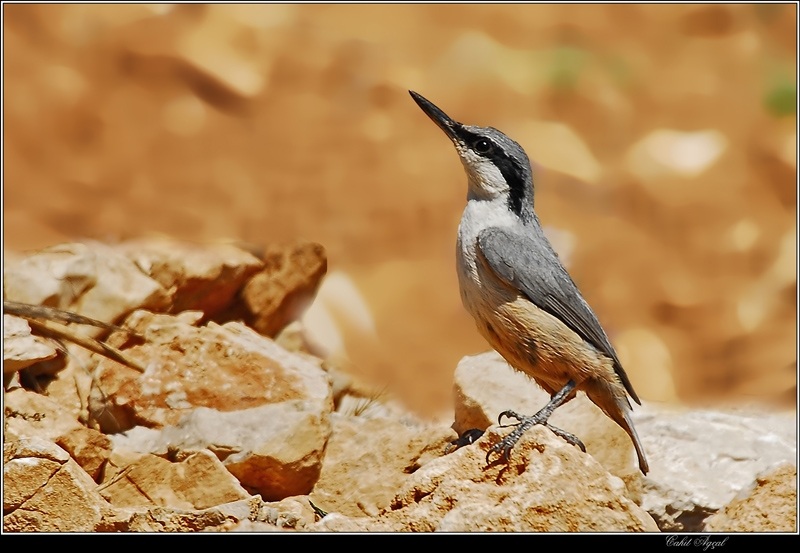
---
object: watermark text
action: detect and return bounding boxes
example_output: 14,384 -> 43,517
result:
666,536 -> 729,551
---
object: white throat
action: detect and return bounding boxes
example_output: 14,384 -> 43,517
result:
458,149 -> 509,202
456,196 -> 516,276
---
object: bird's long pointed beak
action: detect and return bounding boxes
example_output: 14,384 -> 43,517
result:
409,90 -> 459,141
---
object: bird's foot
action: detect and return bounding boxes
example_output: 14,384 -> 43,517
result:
485,413 -> 585,464
485,380 -> 584,464
445,428 -> 485,454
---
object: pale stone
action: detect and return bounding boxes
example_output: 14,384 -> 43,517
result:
99,450 -> 251,510
3,438 -> 114,532
240,241 -> 327,337
110,401 -> 332,501
635,403 -> 797,531
704,464 -> 797,532
3,314 -> 58,374
2,242 -> 170,335
311,412 -> 453,517
312,427 -> 658,532
90,311 -> 332,432
4,388 -> 84,443
55,426 -> 112,482
118,237 -> 262,317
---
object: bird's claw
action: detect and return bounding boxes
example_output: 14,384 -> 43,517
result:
545,424 -> 586,452
485,436 -> 515,465
497,409 -> 525,427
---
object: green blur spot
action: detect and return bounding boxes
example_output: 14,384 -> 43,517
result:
764,72 -> 797,117
549,46 -> 588,91
605,55 -> 633,87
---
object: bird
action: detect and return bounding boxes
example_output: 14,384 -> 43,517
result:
409,90 -> 649,475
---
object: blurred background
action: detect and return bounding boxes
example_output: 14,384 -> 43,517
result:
3,4 -> 796,416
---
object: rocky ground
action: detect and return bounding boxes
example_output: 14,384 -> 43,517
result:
3,239 -> 796,532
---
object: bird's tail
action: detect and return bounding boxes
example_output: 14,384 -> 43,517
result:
617,407 -> 649,475
587,384 -> 650,475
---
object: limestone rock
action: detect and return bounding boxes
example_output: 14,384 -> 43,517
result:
313,427 -> 658,532
3,314 -> 58,374
101,447 -> 148,486
221,405 -> 330,501
240,242 -> 327,337
119,237 -> 262,318
35,346 -> 96,423
2,242 -> 170,333
311,412 -> 454,517
704,464 -> 797,532
4,388 -> 84,443
110,400 -> 332,501
99,450 -> 251,510
90,310 -> 332,432
312,512 -> 392,532
5,387 -> 113,483
55,426 -> 113,482
251,495 -> 318,530
99,504 -> 242,532
634,403 -> 796,531
99,491 -> 312,532
3,438 -> 114,532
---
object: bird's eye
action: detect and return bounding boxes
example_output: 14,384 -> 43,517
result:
473,138 -> 492,154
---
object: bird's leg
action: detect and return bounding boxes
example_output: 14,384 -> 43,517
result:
486,380 -> 584,464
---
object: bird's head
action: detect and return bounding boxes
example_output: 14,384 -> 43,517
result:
409,90 -> 534,220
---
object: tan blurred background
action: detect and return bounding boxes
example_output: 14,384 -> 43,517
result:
3,4 -> 796,417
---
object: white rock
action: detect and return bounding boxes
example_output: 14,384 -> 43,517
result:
3,314 -> 58,374
3,242 -> 169,335
634,402 -> 797,530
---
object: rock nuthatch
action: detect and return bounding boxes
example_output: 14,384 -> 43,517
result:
409,90 -> 649,475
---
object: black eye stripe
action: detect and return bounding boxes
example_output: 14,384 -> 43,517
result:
455,127 -> 530,218
494,155 -> 526,217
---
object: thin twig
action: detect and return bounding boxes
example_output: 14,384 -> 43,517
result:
3,300 -> 139,336
25,318 -> 146,373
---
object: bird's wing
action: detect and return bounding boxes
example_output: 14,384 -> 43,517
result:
477,226 -> 640,405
